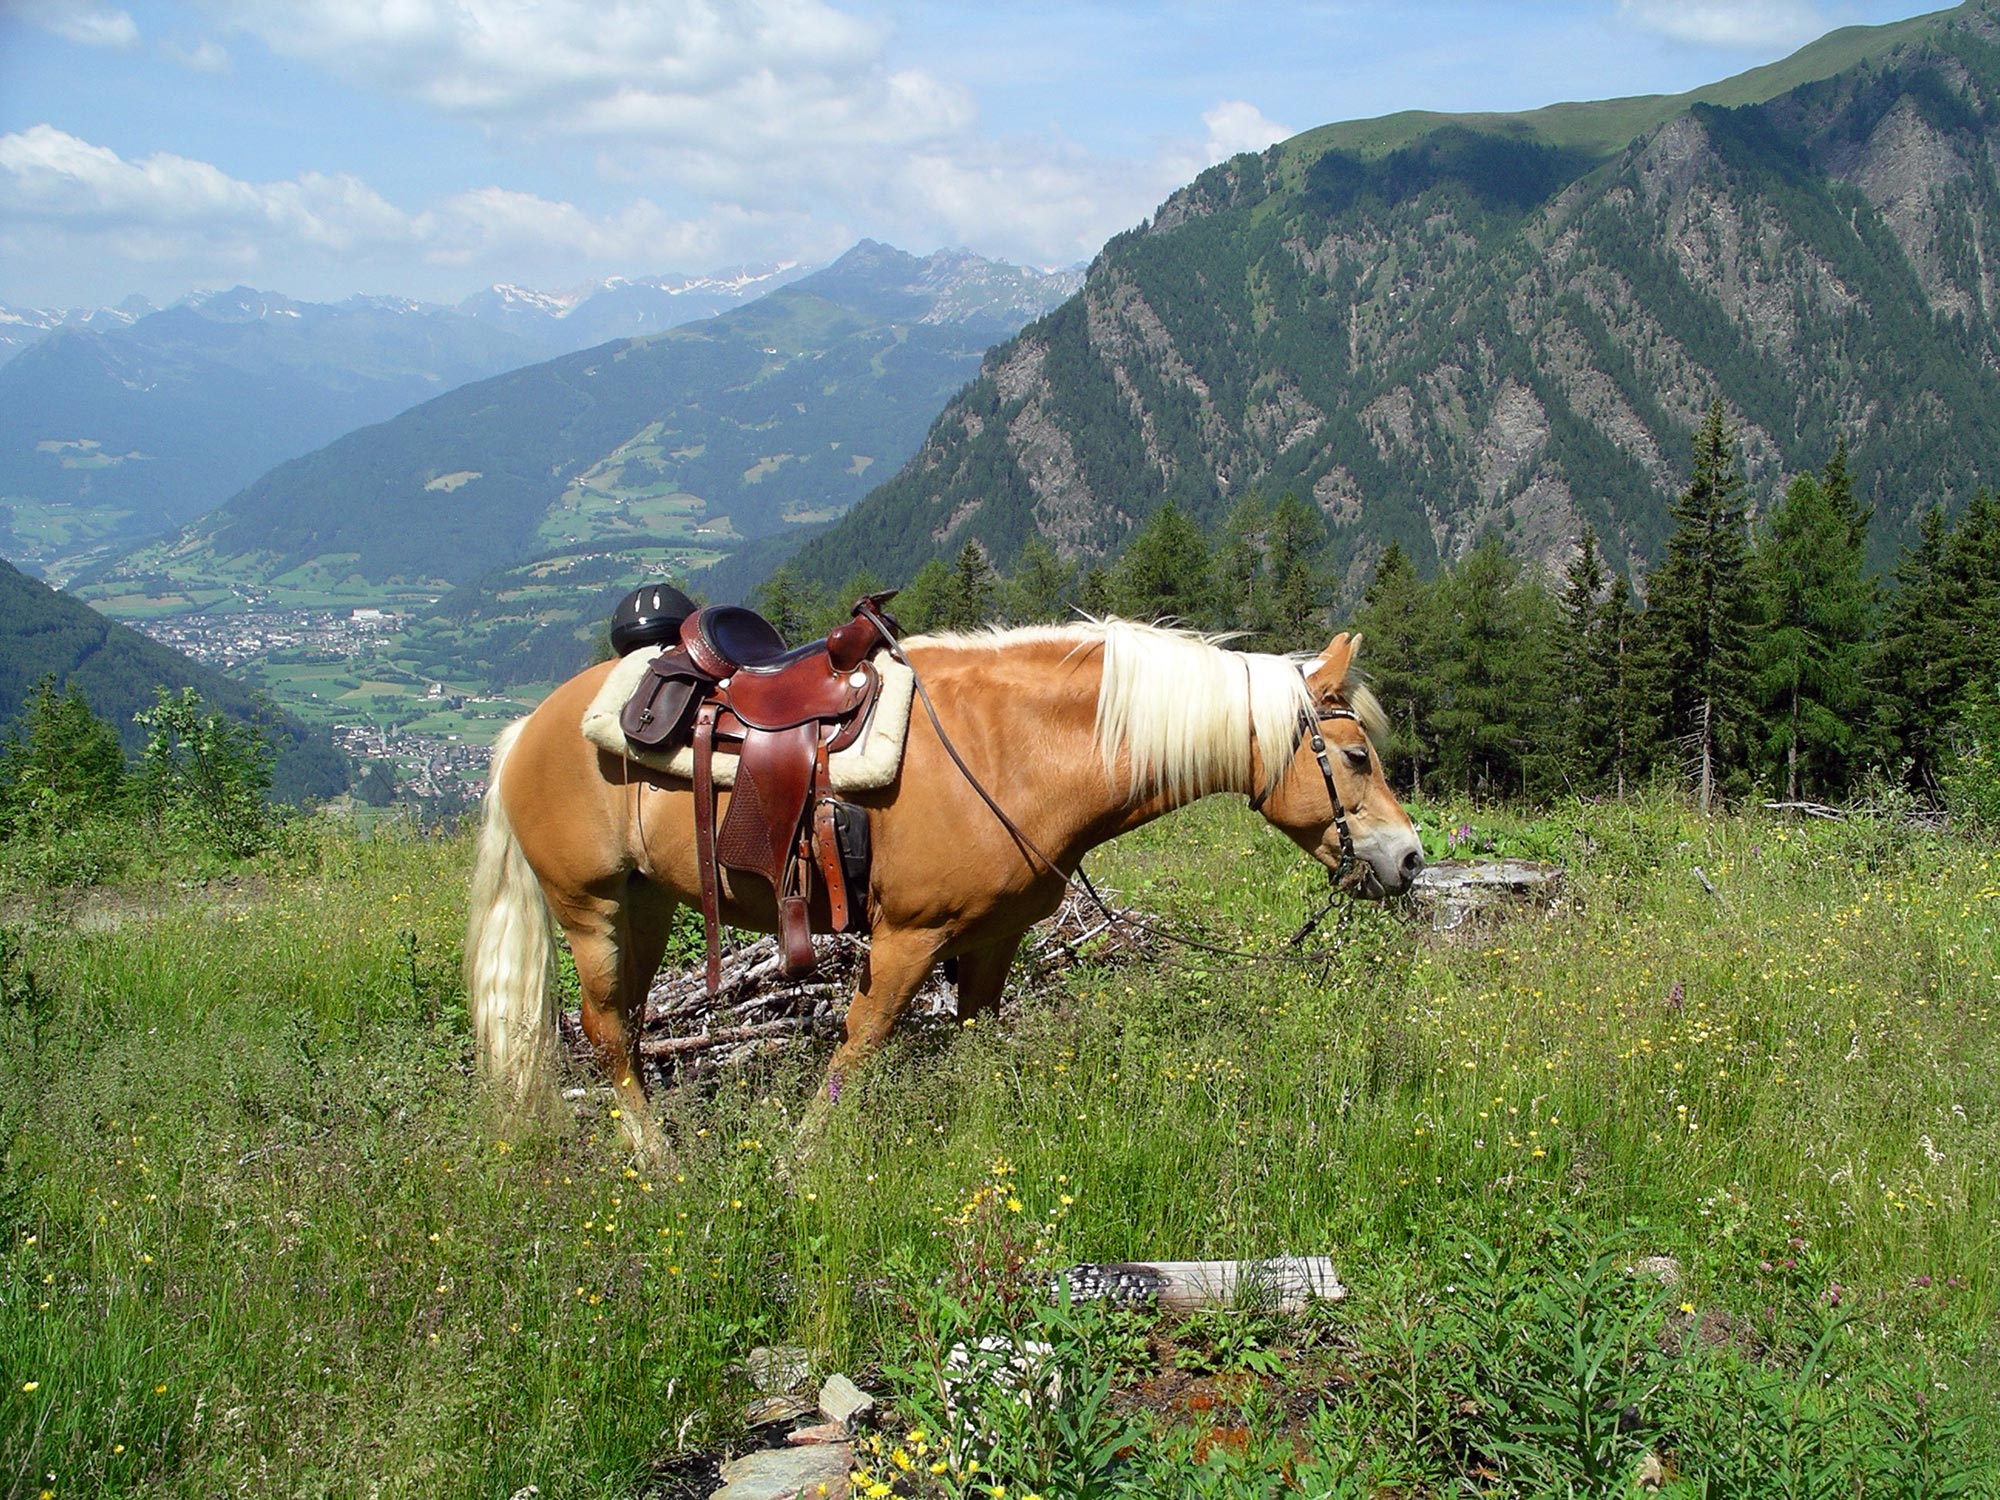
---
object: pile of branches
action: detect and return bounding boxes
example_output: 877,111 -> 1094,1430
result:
576,889 -> 1160,1079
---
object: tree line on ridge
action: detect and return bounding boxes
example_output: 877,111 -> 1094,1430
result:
757,400 -> 1999,817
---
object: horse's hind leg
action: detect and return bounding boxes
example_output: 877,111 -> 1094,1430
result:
552,879 -> 674,1158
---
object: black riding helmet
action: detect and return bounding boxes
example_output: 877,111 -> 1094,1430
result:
608,582 -> 698,656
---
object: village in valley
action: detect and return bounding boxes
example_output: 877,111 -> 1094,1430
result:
130,602 -> 515,814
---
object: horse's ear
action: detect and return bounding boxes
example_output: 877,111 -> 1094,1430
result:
1309,633 -> 1357,690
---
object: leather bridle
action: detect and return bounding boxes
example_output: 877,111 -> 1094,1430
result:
1249,696 -> 1366,889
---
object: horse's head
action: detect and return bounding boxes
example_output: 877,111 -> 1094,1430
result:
1254,633 -> 1423,898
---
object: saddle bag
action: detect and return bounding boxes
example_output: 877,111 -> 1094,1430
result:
619,649 -> 708,750
812,797 -> 872,932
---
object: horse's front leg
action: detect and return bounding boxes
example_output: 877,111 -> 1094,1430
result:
553,881 -> 674,1160
827,924 -> 947,1092
787,925 -> 943,1160
954,929 -> 1026,1027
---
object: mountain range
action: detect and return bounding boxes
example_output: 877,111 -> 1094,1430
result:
0,263 -> 815,584
70,244 -> 1082,690
80,243 -> 1081,599
785,1 -> 2000,598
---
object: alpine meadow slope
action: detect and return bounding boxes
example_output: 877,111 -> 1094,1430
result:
788,1 -> 2000,598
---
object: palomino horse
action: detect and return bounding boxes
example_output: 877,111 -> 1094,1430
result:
465,620 -> 1423,1154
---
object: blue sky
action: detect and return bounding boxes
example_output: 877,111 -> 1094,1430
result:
0,0 -> 1948,309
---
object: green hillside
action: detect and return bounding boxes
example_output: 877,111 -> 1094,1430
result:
789,2 -> 2000,597
1286,5 -> 1952,162
0,559 -> 347,802
0,289 -> 538,583
80,245 -> 1074,610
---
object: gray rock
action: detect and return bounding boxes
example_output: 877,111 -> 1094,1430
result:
818,1372 -> 875,1426
786,1420 -> 849,1446
741,1394 -> 812,1428
712,1443 -> 852,1500
743,1344 -> 812,1395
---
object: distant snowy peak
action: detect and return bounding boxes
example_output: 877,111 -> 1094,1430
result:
0,297 -> 152,361
467,282 -> 582,318
455,262 -> 811,345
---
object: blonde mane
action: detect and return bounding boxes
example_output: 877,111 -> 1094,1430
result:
911,618 -> 1380,803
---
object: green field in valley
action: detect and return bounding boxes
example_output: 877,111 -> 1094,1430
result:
2,791 -> 1996,1497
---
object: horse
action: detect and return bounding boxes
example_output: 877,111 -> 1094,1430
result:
464,618 -> 1424,1155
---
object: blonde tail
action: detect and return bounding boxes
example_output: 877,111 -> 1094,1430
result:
464,720 -> 558,1114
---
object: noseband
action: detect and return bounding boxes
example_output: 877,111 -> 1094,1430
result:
1250,695 -> 1363,887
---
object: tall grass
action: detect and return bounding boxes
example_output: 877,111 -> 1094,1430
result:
2,795 -> 1995,1496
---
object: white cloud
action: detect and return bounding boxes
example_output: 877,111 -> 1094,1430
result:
1201,101 -> 1293,165
208,0 -> 971,164
160,37 -> 231,74
1617,0 -> 1828,50
0,124 -> 814,301
14,1 -> 140,48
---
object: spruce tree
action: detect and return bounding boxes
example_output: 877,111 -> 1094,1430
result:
1751,454 -> 1874,802
936,541 -> 998,632
0,677 -> 125,840
1598,572 -> 1645,799
1263,493 -> 1328,652
1557,527 -> 1610,791
1351,541 -> 1439,794
1005,536 -> 1074,623
1644,401 -> 1756,814
894,558 -> 953,634
1213,494 -> 1271,631
1110,501 -> 1218,626
754,563 -> 826,644
1430,534 -> 1554,800
1076,564 -> 1114,619
1874,494 -> 2000,788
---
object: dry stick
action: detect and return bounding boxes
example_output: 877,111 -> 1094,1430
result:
640,1019 -> 811,1058
1763,801 -> 1846,821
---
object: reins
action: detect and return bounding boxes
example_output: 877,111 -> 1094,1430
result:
859,603 -> 1366,967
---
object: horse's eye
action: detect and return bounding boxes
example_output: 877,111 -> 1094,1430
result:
1341,745 -> 1371,771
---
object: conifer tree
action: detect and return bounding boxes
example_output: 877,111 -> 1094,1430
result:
894,558 -> 953,634
1751,448 -> 1874,801
1644,401 -> 1756,814
936,541 -> 998,632
1598,572 -> 1645,799
0,677 -> 125,840
754,563 -> 826,644
1351,541 -> 1438,793
1110,501 -> 1218,626
1076,564 -> 1114,619
1004,536 -> 1074,623
1262,493 -> 1328,652
1431,534 -> 1556,799
1212,494 -> 1270,629
1557,527 -> 1610,790
827,568 -> 886,629
1872,505 -> 1951,783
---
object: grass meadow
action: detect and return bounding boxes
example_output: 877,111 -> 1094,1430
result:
2,796 -> 1996,1497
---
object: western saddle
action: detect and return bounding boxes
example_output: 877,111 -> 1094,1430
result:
619,593 -> 899,992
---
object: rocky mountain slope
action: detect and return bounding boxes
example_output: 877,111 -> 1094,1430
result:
791,1 -> 2000,597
